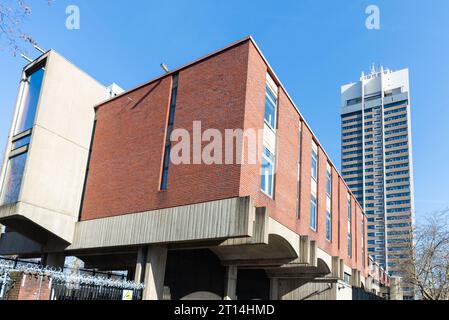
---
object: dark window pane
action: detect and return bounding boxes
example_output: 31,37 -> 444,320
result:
160,169 -> 169,190
0,152 -> 28,205
12,135 -> 31,150
15,67 -> 45,135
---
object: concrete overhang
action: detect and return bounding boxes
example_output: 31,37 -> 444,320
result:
67,197 -> 256,252
0,202 -> 74,246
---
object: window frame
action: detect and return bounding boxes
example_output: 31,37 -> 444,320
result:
310,193 -> 317,231
264,85 -> 278,131
311,147 -> 318,182
261,147 -> 275,198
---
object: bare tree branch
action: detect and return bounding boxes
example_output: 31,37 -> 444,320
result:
398,208 -> 449,300
0,0 -> 52,56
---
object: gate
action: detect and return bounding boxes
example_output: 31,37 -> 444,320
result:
352,287 -> 385,300
51,282 -> 143,300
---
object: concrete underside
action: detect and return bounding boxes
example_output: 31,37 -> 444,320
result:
0,196 -> 363,300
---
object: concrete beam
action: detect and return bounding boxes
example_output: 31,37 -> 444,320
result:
68,197 -> 254,251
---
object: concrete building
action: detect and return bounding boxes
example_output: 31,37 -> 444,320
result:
1,37 -> 389,300
340,67 -> 415,299
365,255 -> 390,297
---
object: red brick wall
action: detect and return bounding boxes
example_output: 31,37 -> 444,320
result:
81,41 -> 251,220
331,167 -> 340,256
6,272 -> 51,300
80,38 -> 366,274
237,39 -> 363,269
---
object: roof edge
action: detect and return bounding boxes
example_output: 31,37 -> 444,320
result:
94,35 -> 253,109
92,35 -> 365,215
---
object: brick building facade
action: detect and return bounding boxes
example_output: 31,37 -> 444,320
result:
0,36 -> 381,300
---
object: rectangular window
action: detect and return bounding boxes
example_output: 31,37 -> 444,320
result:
362,219 -> 365,267
15,65 -> 45,135
160,74 -> 179,190
344,272 -> 352,285
326,209 -> 331,241
261,148 -> 275,197
160,145 -> 171,190
348,234 -> 352,257
311,146 -> 318,181
11,134 -> 31,151
296,123 -> 302,218
347,195 -> 352,257
264,85 -> 277,130
310,194 -> 317,230
326,167 -> 332,196
0,152 -> 28,205
347,197 -> 351,221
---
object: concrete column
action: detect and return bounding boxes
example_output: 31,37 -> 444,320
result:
389,277 -> 404,300
339,259 -> 344,279
332,257 -> 340,278
352,269 -> 361,287
299,236 -> 310,264
309,240 -> 317,267
142,245 -> 168,300
224,266 -> 238,300
269,278 -> 279,300
134,246 -> 146,283
41,253 -> 65,269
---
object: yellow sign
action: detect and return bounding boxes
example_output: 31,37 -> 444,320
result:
122,290 -> 133,300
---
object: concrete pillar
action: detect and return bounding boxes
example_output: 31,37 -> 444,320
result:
309,240 -> 317,267
269,278 -> 279,300
352,269 -> 361,287
41,253 -> 65,269
224,265 -> 238,300
299,236 -> 310,264
389,277 -> 404,300
142,245 -> 168,300
339,259 -> 344,279
332,257 -> 340,278
134,246 -> 146,283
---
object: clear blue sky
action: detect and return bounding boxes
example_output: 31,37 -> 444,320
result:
1,0 -> 448,222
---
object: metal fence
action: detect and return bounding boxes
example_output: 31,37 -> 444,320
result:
0,257 -> 144,300
352,287 -> 385,300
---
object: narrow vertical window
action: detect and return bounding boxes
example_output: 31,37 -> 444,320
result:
296,122 -> 302,218
264,85 -> 277,130
326,168 -> 332,197
310,142 -> 318,231
15,65 -> 45,135
347,194 -> 352,257
310,194 -> 317,230
362,219 -> 366,267
160,74 -> 179,190
261,74 -> 278,198
348,234 -> 352,257
347,196 -> 351,221
311,146 -> 318,181
326,164 -> 332,241
326,209 -> 332,241
0,152 -> 28,205
0,62 -> 45,205
261,147 -> 275,198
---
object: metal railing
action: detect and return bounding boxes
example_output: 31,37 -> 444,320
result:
0,257 -> 144,300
